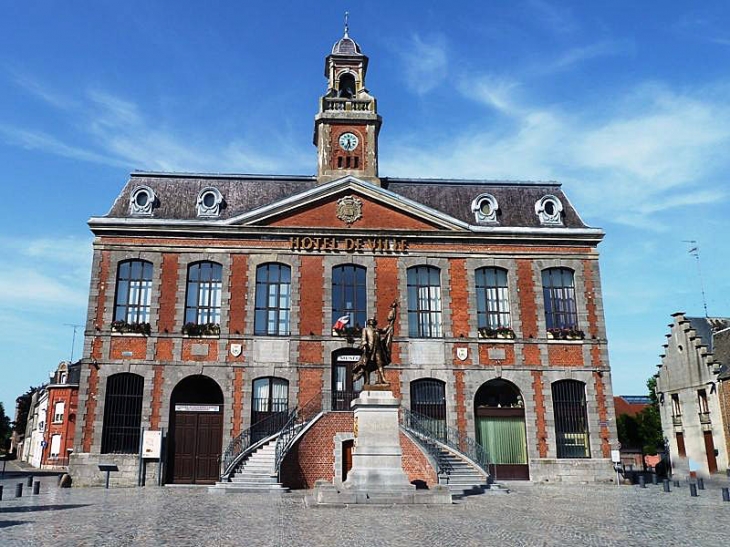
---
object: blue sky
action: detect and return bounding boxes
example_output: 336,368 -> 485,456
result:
1,2 -> 729,414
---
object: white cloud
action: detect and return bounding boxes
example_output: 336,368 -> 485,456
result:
383,80 -> 730,228
396,34 -> 448,95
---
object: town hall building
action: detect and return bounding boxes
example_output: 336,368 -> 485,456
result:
70,27 -> 616,488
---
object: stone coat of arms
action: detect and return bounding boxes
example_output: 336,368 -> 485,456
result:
336,195 -> 363,225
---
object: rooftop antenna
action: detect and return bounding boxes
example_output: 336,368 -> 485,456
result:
344,11 -> 350,37
683,240 -> 709,317
64,323 -> 83,362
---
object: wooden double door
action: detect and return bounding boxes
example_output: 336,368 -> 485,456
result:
170,406 -> 223,484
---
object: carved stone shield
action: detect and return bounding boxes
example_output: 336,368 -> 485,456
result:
456,347 -> 468,361
336,195 -> 363,225
230,343 -> 242,357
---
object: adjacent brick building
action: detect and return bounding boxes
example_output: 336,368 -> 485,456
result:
70,28 -> 616,486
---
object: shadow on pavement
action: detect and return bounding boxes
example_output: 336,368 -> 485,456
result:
0,504 -> 90,514
0,520 -> 26,529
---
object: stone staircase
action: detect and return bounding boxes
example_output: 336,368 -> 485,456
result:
420,439 -> 510,497
209,439 -> 289,494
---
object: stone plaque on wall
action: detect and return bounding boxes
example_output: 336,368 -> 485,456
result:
253,339 -> 290,363
488,348 -> 506,360
409,341 -> 445,365
191,344 -> 209,357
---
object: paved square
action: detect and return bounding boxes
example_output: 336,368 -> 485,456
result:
1,476 -> 729,546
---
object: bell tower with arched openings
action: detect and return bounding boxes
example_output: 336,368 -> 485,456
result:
314,18 -> 382,185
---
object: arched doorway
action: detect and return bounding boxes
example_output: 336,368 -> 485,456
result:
167,375 -> 224,485
474,379 -> 529,480
410,379 -> 446,439
251,377 -> 289,442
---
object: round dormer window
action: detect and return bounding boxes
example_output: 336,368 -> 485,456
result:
197,187 -> 223,218
535,195 -> 563,225
129,186 -> 155,216
471,193 -> 499,224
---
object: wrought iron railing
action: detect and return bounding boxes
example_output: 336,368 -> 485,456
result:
699,412 -> 711,425
400,408 -> 491,478
672,415 -> 683,427
275,391 -> 338,477
220,411 -> 291,480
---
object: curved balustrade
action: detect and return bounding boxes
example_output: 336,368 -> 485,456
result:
400,408 -> 491,478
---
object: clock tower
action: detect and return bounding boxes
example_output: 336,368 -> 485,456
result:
314,23 -> 382,185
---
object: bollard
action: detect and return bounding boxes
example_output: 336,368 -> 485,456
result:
15,483 -> 23,497
663,479 -> 671,492
697,478 -> 705,490
651,473 -> 658,485
639,475 -> 646,488
26,475 -> 33,487
722,487 -> 729,502
32,481 -> 40,495
0,485 -> 3,500
690,483 -> 698,497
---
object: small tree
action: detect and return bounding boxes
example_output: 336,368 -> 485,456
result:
0,402 -> 11,452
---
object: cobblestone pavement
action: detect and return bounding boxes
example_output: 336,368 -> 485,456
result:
1,477 -> 730,546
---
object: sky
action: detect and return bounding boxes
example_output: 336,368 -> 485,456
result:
1,1 -> 729,415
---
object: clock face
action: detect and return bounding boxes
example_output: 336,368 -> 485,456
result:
338,132 -> 359,152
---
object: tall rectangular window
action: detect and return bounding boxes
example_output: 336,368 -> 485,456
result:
53,401 -> 65,423
114,260 -> 153,324
185,261 -> 222,325
407,266 -> 442,338
254,263 -> 291,336
542,267 -> 577,329
332,264 -> 367,330
475,267 -> 511,329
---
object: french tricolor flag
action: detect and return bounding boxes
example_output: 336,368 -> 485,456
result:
333,315 -> 350,331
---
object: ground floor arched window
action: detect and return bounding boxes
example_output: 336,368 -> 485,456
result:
101,373 -> 144,454
410,378 -> 446,439
552,380 -> 590,458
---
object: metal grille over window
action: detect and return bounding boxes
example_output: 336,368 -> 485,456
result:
101,373 -> 144,454
185,261 -> 222,325
542,267 -> 577,329
332,264 -> 367,331
476,267 -> 511,329
254,263 -> 291,336
407,266 -> 442,338
552,380 -> 590,458
114,260 -> 153,324
410,379 -> 446,439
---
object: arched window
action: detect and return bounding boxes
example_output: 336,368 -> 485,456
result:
338,73 -> 356,98
542,267 -> 577,329
114,260 -> 153,324
407,266 -> 442,338
101,373 -> 144,454
410,379 -> 446,439
185,261 -> 222,325
552,380 -> 590,458
251,377 -> 289,441
254,263 -> 291,336
332,264 -> 367,331
475,267 -> 511,329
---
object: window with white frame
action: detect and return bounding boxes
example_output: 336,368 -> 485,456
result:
114,260 -> 153,324
50,434 -> 61,458
53,401 -> 65,423
184,261 -> 223,325
254,263 -> 292,336
475,267 -> 511,329
407,266 -> 442,338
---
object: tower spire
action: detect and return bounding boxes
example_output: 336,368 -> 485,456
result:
344,11 -> 349,38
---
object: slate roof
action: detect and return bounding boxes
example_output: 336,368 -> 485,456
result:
686,316 -> 730,352
102,172 -> 592,230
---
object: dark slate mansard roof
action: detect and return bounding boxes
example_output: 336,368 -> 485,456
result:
102,172 -> 593,230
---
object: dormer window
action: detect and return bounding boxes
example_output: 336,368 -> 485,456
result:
130,186 -> 155,216
471,193 -> 499,224
535,195 -> 563,226
197,187 -> 223,218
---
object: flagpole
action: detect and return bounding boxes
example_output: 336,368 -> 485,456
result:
684,240 -> 709,318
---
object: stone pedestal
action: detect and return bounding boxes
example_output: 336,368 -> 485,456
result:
306,389 -> 452,506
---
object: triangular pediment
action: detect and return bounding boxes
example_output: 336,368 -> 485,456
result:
224,176 -> 468,231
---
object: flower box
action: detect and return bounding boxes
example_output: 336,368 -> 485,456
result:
111,320 -> 151,336
182,322 -> 220,337
478,327 -> 515,340
547,327 -> 585,341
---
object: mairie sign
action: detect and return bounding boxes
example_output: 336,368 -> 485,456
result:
290,236 -> 408,253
